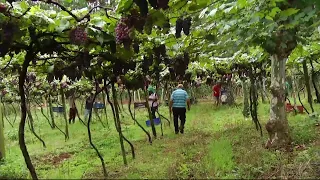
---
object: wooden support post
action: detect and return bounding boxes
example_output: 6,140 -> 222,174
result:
0,104 -> 5,160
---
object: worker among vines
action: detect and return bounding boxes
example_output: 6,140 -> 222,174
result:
212,81 -> 221,106
84,93 -> 94,122
169,84 -> 191,134
68,94 -> 77,124
285,81 -> 291,98
148,86 -> 158,119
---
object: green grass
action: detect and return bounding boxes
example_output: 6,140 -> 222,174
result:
205,138 -> 235,178
0,99 -> 319,179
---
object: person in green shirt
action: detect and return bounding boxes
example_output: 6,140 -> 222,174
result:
285,81 -> 291,98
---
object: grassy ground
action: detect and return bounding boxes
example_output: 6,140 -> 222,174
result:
0,99 -> 319,179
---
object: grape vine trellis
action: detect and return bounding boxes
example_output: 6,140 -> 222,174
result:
1,0 -> 320,179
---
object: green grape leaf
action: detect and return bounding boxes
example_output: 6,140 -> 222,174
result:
279,8 -> 300,18
237,0 -> 247,8
116,0 -> 133,13
55,19 -> 71,33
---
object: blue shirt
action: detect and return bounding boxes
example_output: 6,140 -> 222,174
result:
171,88 -> 189,108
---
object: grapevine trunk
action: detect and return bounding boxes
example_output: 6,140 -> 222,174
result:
19,56 -> 38,179
0,104 -> 5,160
265,55 -> 291,149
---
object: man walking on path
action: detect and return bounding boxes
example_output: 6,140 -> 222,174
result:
169,84 -> 191,134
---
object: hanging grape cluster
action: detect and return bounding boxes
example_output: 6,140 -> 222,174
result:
231,63 -> 250,80
131,9 -> 146,33
115,10 -> 146,50
115,17 -> 133,49
69,27 -> 87,45
148,0 -> 169,10
206,76 -> 213,85
60,82 -> 69,89
86,0 -> 97,3
51,81 -> 58,91
141,55 -> 153,74
153,44 -> 166,58
1,89 -> 7,96
167,52 -> 190,81
0,3 -> 7,13
133,41 -> 140,53
26,72 -> 36,84
175,18 -> 183,38
157,0 -> 169,9
74,51 -> 92,69
163,20 -> 170,34
175,17 -> 192,38
196,69 -> 206,79
109,40 -> 117,53
122,72 -> 144,90
110,59 -> 136,84
184,71 -> 192,82
182,17 -> 191,35
39,38 -> 62,54
133,0 -> 148,16
1,22 -> 16,44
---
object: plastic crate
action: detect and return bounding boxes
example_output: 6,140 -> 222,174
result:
286,103 -> 293,112
296,105 -> 304,113
52,106 -> 64,113
146,118 -> 161,127
94,102 -> 105,109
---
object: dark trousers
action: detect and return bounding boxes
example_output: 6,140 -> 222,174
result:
172,107 -> 186,133
151,106 -> 158,119
69,107 -> 77,124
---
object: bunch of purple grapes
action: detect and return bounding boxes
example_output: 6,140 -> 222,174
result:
26,72 -> 36,83
157,0 -> 169,9
2,23 -> 16,43
1,89 -> 7,96
175,17 -> 192,38
115,17 -> 133,44
11,79 -> 18,85
60,82 -> 68,89
69,27 -> 87,45
148,0 -> 169,10
0,3 -> 7,13
51,82 -> 58,91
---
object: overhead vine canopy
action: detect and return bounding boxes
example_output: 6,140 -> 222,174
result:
0,0 -> 319,72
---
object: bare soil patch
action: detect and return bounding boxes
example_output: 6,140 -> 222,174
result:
34,152 -> 74,166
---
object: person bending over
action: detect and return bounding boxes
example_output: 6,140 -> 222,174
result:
84,93 -> 94,122
69,94 -> 78,124
148,86 -> 158,119
169,84 -> 191,134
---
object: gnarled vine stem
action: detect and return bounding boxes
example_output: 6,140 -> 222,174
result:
127,89 -> 152,144
104,81 -> 128,165
249,70 -> 262,137
86,80 -> 107,179
34,99 -> 53,129
18,53 -> 38,179
26,104 -> 46,148
298,86 -> 309,114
